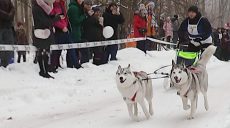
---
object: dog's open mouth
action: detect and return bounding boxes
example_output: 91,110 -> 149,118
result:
175,78 -> 181,83
120,79 -> 126,83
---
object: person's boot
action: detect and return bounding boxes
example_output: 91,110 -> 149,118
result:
214,46 -> 223,61
75,64 -> 83,69
38,51 -> 54,79
43,53 -> 54,79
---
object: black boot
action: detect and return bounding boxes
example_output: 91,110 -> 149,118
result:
38,50 -> 54,79
214,46 -> 224,61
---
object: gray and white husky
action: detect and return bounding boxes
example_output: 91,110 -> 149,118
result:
116,65 -> 153,121
170,45 -> 217,120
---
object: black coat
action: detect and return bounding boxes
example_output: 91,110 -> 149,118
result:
103,9 -> 124,40
0,0 -> 15,29
32,0 -> 60,49
82,15 -> 104,42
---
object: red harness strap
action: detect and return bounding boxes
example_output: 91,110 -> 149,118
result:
131,92 -> 137,102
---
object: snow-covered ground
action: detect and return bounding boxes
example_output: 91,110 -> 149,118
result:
0,48 -> 230,128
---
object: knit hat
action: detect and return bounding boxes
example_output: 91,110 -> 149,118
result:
92,6 -> 100,13
139,4 -> 147,15
188,5 -> 199,14
84,0 -> 92,5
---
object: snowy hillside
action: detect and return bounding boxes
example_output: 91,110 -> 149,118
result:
0,48 -> 230,128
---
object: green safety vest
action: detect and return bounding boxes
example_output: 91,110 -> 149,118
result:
177,51 -> 199,60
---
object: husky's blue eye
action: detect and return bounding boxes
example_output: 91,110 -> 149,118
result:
124,72 -> 127,75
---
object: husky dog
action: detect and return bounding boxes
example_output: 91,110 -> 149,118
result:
170,45 -> 217,120
116,64 -> 153,121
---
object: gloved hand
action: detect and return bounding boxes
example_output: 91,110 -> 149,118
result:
193,38 -> 202,42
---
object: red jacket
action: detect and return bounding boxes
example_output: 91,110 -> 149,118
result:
133,14 -> 147,38
51,1 -> 68,30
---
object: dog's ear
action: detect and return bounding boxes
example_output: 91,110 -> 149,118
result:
128,64 -> 131,69
118,65 -> 121,70
172,60 -> 176,68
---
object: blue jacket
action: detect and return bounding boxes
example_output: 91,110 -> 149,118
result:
178,13 -> 212,43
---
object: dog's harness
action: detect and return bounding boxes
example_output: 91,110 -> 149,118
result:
123,72 -> 144,102
177,67 -> 200,98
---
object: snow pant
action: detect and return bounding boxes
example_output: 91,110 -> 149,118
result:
0,28 -> 14,67
137,40 -> 147,53
37,48 -> 50,75
146,36 -> 157,51
166,36 -> 171,48
17,51 -> 26,63
93,46 -> 107,66
79,48 -> 90,64
222,48 -> 229,61
52,31 -> 79,68
172,31 -> 178,49
105,44 -> 118,61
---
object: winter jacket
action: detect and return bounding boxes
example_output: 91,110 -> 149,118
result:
52,1 -> 68,31
146,15 -> 157,37
163,21 -> 173,37
221,34 -> 230,51
178,12 -> 212,42
171,18 -> 180,32
0,0 -> 15,29
213,31 -> 222,47
16,28 -> 28,45
103,8 -> 124,40
32,0 -> 61,49
133,14 -> 147,38
82,15 -> 104,42
67,0 -> 86,42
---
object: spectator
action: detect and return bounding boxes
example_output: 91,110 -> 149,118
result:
50,0 -> 77,72
171,15 -> 180,47
16,22 -> 28,63
0,0 -> 15,67
82,6 -> 106,66
32,0 -> 61,78
220,29 -> 230,61
68,0 -> 92,67
133,4 -> 147,53
103,2 -> 125,61
163,17 -> 173,43
158,16 -> 165,39
146,2 -> 158,50
213,28 -> 222,47
146,2 -> 158,38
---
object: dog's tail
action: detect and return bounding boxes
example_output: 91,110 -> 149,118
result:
198,45 -> 217,66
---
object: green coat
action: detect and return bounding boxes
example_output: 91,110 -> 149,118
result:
67,1 -> 86,42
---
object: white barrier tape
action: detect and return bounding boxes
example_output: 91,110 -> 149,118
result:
0,37 -> 146,51
0,37 -> 181,51
0,45 -> 37,52
50,37 -> 146,50
147,37 -> 177,46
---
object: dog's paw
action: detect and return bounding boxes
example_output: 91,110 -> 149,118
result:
146,114 -> 151,120
132,116 -> 140,122
183,105 -> 190,110
149,110 -> 154,116
187,116 -> 194,120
